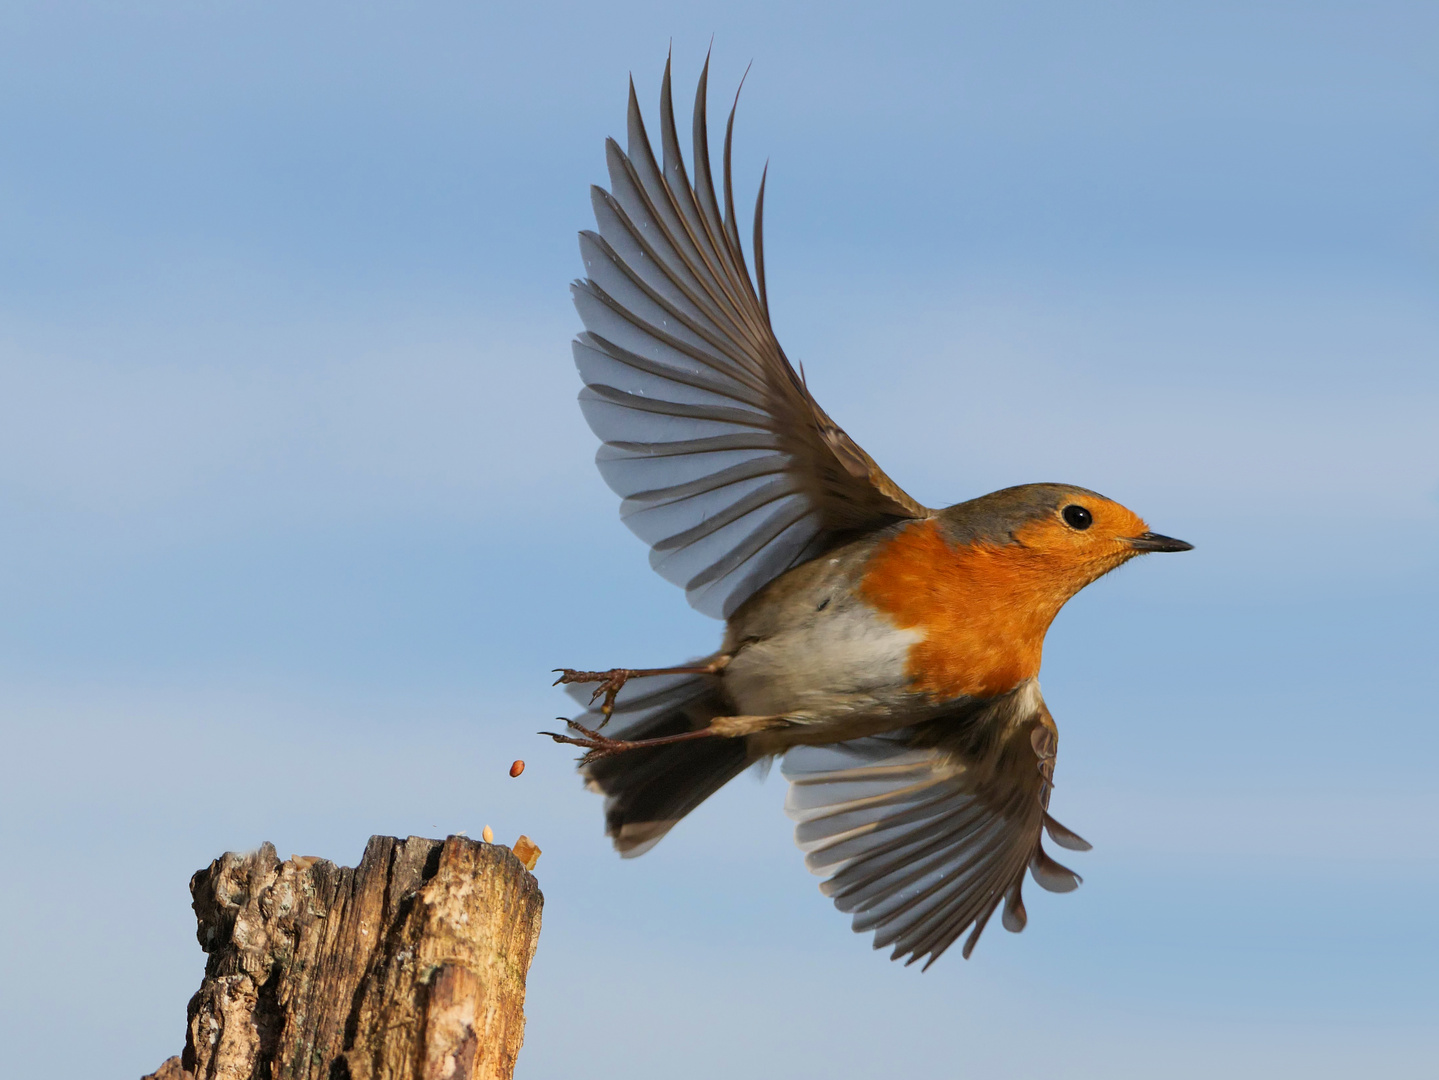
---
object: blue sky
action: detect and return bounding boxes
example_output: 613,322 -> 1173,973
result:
1,3 -> 1436,1077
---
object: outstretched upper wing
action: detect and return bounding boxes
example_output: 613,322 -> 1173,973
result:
782,684 -> 1092,969
572,54 -> 928,619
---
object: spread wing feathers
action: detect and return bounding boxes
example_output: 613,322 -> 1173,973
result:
573,53 -> 928,619
782,698 -> 1089,969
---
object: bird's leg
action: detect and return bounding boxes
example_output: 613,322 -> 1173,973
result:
552,656 -> 730,727
540,713 -> 787,763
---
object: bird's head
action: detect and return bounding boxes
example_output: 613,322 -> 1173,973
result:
938,483 -> 1192,598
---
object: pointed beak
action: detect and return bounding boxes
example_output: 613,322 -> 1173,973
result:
1128,532 -> 1194,553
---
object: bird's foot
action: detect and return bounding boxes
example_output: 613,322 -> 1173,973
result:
540,719 -> 635,762
540,718 -> 724,763
551,667 -> 636,726
538,719 -> 731,770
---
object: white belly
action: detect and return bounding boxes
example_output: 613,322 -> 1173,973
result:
723,592 -> 921,722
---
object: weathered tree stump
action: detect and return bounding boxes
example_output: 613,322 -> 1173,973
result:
143,834 -> 543,1080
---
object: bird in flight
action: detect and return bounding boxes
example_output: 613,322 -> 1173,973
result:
545,53 -> 1192,969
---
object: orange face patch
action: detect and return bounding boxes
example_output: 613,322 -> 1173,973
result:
1010,496 -> 1150,562
859,506 -> 1145,701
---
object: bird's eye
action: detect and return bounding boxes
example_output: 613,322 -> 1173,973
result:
1062,505 -> 1093,530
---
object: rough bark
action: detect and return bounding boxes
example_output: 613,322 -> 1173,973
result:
142,834 -> 543,1080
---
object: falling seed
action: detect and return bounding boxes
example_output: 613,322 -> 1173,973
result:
481,825 -> 494,844
512,834 -> 541,871
509,760 -> 525,778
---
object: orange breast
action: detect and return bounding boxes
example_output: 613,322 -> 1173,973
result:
858,519 -> 1077,701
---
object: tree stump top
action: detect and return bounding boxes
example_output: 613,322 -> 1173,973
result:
144,834 -> 543,1080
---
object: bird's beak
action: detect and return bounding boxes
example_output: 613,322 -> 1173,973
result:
1128,532 -> 1194,553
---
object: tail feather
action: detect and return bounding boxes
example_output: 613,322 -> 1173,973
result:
576,672 -> 751,857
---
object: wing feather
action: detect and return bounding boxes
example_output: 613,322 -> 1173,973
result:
573,52 -> 928,618
782,686 -> 1087,968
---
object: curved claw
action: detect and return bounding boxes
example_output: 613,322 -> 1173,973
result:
539,718 -> 630,763
539,714 -> 724,764
550,667 -> 633,725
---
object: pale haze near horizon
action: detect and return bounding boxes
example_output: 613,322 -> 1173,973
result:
0,3 -> 1435,1078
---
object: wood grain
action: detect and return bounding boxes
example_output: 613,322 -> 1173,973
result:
142,834 -> 543,1080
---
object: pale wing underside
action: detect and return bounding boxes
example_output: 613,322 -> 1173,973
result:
782,711 -> 1091,969
573,55 -> 927,619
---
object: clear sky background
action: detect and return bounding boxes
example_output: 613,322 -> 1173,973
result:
1,3 -> 1435,1077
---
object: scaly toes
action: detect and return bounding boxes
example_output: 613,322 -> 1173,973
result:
553,667 -> 631,696
591,672 -> 631,717
552,668 -> 597,687
539,719 -> 630,762
550,668 -> 633,726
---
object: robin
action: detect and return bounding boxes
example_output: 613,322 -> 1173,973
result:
544,54 -> 1192,969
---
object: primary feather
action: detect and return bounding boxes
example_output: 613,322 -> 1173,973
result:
572,53 -> 927,618
783,683 -> 1086,968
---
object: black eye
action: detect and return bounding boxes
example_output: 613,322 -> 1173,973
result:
1062,504 -> 1093,530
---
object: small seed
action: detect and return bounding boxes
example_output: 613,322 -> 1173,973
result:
509,760 -> 526,778
481,825 -> 494,844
